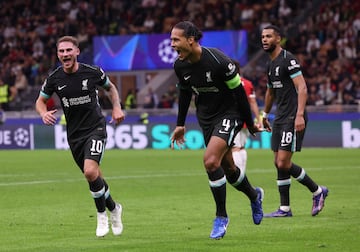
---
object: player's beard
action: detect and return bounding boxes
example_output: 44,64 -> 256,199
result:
264,43 -> 276,53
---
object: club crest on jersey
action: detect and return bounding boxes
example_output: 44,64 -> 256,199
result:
206,71 -> 213,82
82,79 -> 88,90
275,66 -> 280,76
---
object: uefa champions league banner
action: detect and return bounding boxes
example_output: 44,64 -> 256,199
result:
0,124 -> 34,149
93,31 -> 248,71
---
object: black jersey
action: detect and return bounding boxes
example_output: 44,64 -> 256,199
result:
266,49 -> 307,124
40,63 -> 110,141
174,47 -> 240,127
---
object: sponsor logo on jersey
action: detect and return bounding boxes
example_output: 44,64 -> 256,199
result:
272,81 -> 283,88
62,95 -> 91,107
62,97 -> 70,107
191,86 -> 219,94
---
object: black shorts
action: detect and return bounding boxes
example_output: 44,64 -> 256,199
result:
201,115 -> 243,147
69,134 -> 106,172
271,122 -> 306,152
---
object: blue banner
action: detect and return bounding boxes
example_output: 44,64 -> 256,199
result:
93,30 -> 248,71
0,124 -> 34,149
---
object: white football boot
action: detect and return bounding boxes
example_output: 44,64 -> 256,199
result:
110,203 -> 123,236
96,211 -> 109,237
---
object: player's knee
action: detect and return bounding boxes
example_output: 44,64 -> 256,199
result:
84,166 -> 99,182
203,156 -> 220,172
275,160 -> 291,170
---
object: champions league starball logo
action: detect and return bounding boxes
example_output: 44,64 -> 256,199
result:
13,128 -> 30,147
158,38 -> 178,64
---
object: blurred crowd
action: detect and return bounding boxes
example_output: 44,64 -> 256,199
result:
0,0 -> 359,112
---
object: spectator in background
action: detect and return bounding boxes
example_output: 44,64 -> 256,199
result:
143,87 -> 158,108
307,84 -> 322,106
0,0 -> 358,110
318,77 -> 336,105
12,62 -> 28,94
342,90 -> 358,105
32,36 -> 44,60
157,93 -> 172,108
278,0 -> 292,22
0,77 -> 17,111
354,83 -> 360,102
306,33 -> 321,57
125,89 -> 137,109
165,84 -> 178,107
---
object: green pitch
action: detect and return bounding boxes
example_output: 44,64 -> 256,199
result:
0,148 -> 359,252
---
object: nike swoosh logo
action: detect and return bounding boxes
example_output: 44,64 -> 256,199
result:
184,76 -> 191,81
219,130 -> 229,134
281,143 -> 290,147
90,152 -> 100,156
58,85 -> 67,90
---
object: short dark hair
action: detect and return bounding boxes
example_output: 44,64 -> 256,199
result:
173,21 -> 203,42
57,36 -> 79,48
263,25 -> 282,37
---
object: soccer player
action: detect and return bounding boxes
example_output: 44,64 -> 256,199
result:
35,36 -> 124,237
261,25 -> 328,217
232,61 -> 262,174
170,21 -> 264,240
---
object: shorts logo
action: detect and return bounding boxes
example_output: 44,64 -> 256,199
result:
91,152 -> 100,156
219,130 -> 229,134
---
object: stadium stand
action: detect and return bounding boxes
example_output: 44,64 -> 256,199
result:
0,0 -> 358,114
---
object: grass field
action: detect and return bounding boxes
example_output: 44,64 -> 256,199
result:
0,148 -> 359,252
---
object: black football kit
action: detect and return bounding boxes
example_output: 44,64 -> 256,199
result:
40,63 -> 110,169
266,49 -> 308,152
174,47 -> 254,145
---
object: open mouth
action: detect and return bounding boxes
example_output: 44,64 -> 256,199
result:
262,44 -> 270,50
175,49 -> 183,59
63,58 -> 71,63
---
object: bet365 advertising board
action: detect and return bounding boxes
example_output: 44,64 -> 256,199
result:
0,113 -> 359,150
